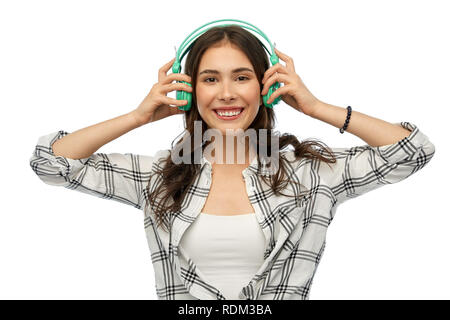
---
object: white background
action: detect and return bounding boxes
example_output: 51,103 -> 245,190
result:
1,0 -> 448,299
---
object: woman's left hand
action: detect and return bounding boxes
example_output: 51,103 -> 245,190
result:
261,48 -> 321,116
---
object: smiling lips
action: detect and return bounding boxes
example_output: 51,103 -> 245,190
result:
214,108 -> 244,120
214,106 -> 244,112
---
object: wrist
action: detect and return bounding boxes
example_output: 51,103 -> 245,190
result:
130,110 -> 145,128
308,99 -> 325,119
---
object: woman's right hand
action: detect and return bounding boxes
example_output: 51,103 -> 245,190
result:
133,57 -> 193,126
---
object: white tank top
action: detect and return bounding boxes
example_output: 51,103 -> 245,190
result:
179,212 -> 266,300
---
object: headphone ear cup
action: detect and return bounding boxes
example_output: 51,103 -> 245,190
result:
176,81 -> 192,111
263,82 -> 281,108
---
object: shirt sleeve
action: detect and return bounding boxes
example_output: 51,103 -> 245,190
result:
29,130 -> 156,210
319,122 -> 435,206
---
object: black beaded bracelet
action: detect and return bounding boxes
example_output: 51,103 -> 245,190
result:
339,106 -> 352,134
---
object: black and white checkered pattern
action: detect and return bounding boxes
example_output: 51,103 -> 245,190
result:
29,122 -> 435,300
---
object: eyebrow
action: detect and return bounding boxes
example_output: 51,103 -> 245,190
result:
198,67 -> 254,75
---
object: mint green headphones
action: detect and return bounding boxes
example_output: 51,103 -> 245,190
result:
172,18 -> 282,111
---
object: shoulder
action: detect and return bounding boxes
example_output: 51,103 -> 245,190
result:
280,148 -> 331,184
153,149 -> 171,160
281,149 -> 296,162
280,149 -> 313,168
149,149 -> 172,171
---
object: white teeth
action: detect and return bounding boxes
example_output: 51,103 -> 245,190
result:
216,110 -> 242,117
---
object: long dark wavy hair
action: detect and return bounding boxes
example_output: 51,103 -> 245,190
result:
144,25 -> 336,232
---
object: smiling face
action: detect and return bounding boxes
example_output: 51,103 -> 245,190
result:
195,42 -> 262,135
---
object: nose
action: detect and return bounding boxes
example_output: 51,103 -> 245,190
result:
217,80 -> 237,102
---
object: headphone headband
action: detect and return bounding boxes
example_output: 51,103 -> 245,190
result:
172,19 -> 279,74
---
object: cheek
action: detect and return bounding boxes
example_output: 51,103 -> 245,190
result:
193,87 -> 204,110
251,82 -> 262,101
246,85 -> 262,113
195,87 -> 211,110
194,88 -> 212,123
249,96 -> 263,121
195,85 -> 213,101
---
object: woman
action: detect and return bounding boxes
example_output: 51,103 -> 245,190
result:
29,25 -> 435,300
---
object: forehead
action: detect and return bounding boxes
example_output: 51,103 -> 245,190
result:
198,45 -> 254,73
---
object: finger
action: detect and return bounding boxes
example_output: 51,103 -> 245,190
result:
161,82 -> 193,95
266,85 -> 288,104
164,96 -> 188,107
163,72 -> 192,85
262,63 -> 288,84
274,48 -> 295,72
158,57 -> 176,81
174,107 -> 187,115
169,104 -> 187,115
262,73 -> 289,95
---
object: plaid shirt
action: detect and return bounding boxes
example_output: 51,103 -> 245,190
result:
29,122 -> 435,300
